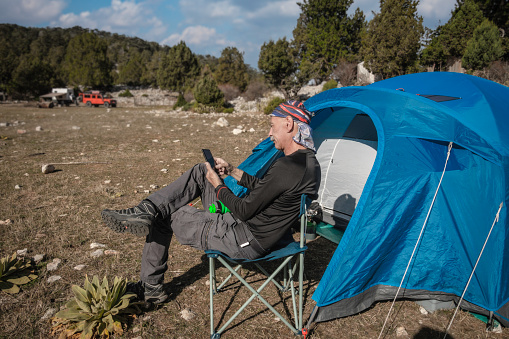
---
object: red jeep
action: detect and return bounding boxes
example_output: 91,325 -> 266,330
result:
80,91 -> 117,108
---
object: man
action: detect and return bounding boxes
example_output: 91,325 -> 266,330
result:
101,100 -> 320,304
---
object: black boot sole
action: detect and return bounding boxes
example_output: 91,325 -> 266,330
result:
101,210 -> 150,237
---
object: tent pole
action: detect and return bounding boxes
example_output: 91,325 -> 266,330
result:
305,304 -> 319,332
444,202 -> 503,338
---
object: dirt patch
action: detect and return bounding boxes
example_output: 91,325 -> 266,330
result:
0,104 -> 506,338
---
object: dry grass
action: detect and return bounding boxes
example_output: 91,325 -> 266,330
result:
0,103 -> 507,339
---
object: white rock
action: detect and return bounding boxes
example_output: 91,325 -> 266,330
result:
40,308 -> 57,320
126,124 -> 131,127
90,249 -> 104,258
249,128 -> 255,132
150,184 -> 159,190
71,126 -> 81,130
104,249 -> 119,256
0,219 -> 13,225
35,126 -> 43,131
152,139 -> 159,143
74,264 -> 86,271
14,184 -> 22,190
419,306 -> 429,315
232,129 -> 243,135
90,242 -> 106,249
396,326 -> 408,337
180,308 -> 196,321
143,190 -> 150,194
104,180 -> 111,184
216,117 -> 229,127
42,164 -> 55,174
161,168 -> 168,173
47,275 -> 61,283
172,140 -> 180,143
236,125 -> 243,129
492,323 -> 503,333
47,258 -> 61,271
33,254 -> 44,263
16,248 -> 28,256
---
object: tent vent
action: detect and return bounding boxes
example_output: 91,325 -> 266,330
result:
417,94 -> 461,102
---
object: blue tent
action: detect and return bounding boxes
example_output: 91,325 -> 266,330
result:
226,72 -> 509,326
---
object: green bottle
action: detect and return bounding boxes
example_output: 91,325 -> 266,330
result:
209,200 -> 231,214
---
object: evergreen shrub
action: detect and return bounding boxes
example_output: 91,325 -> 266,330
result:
322,79 -> 338,92
264,97 -> 285,115
118,89 -> 133,97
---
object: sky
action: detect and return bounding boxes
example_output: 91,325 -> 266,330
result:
0,0 -> 457,69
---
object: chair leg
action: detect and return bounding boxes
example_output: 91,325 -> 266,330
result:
298,252 -> 305,330
289,259 -> 298,329
214,255 -> 300,335
216,264 -> 242,291
209,257 -> 216,337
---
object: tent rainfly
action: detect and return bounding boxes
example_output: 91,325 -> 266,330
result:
225,72 -> 509,328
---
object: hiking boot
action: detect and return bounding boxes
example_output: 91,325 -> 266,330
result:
126,281 -> 168,304
101,200 -> 159,237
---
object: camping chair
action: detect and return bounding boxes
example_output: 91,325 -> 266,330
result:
205,194 -> 311,338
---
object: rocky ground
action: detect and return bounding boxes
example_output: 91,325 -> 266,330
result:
110,84 -> 325,111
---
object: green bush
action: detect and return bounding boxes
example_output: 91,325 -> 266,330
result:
322,79 -> 338,92
173,93 -> 187,109
193,75 -> 224,107
222,107 -> 235,113
118,89 -> 134,97
263,97 -> 285,115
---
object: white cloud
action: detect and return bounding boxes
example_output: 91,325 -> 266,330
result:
418,0 -> 456,26
0,0 -> 68,25
161,25 -> 231,47
245,0 -> 300,20
51,0 -> 166,38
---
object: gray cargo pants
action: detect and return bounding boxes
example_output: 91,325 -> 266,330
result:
141,163 -> 266,285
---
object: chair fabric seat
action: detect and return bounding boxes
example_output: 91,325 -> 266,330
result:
206,242 -> 307,263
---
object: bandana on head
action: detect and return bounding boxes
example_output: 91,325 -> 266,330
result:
270,100 -> 315,152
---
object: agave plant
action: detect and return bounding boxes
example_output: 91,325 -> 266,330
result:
0,252 -> 37,293
51,275 -> 140,338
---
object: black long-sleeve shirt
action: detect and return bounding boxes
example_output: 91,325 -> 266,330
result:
216,149 -> 320,250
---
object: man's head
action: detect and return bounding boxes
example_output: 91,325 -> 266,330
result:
269,100 -> 315,154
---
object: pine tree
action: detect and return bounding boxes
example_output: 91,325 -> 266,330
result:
64,32 -> 112,88
157,41 -> 200,93
462,19 -> 504,70
118,51 -> 146,86
293,0 -> 366,81
361,0 -> 423,79
12,54 -> 53,98
193,74 -> 224,106
421,0 -> 484,68
258,38 -> 297,99
214,47 -> 248,91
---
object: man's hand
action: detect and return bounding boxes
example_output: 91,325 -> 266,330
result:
205,162 -> 223,188
214,157 -> 244,181
214,157 -> 233,176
